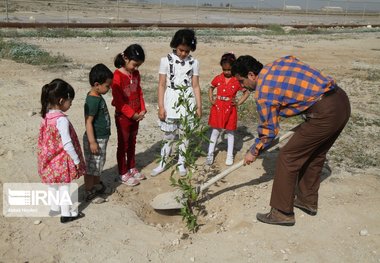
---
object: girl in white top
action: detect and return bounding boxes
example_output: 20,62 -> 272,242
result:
151,29 -> 202,176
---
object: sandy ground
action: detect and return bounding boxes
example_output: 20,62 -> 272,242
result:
0,28 -> 380,262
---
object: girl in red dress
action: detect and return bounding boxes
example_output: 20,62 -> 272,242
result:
112,44 -> 147,186
206,53 -> 250,166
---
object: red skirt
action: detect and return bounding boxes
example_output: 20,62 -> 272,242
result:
208,100 -> 237,130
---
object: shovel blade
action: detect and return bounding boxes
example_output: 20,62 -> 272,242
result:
150,189 -> 185,210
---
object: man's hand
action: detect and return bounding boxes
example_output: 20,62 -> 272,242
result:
244,151 -> 257,165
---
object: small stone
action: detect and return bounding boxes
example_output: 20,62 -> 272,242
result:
105,46 -> 110,50
283,254 -> 289,261
172,238 -> 180,246
6,150 -> 13,160
359,229 -> 369,236
34,220 -> 41,225
28,111 -> 36,117
190,257 -> 195,262
367,25 -> 372,28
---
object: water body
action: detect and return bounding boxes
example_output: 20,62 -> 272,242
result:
138,0 -> 380,12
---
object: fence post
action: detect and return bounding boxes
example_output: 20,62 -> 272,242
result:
117,0 -> 120,23
196,0 -> 198,23
159,0 -> 162,23
4,0 -> 9,22
228,3 -> 231,25
362,4 -> 366,18
66,0 -> 69,23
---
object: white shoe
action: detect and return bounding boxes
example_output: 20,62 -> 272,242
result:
205,154 -> 214,165
178,165 -> 187,177
151,165 -> 165,177
225,155 -> 233,166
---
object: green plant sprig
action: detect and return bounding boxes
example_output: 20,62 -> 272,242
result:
163,84 -> 208,232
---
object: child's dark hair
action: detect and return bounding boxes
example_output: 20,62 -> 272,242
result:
40,79 -> 75,118
114,44 -> 145,68
220,52 -> 236,66
89,63 -> 113,86
231,55 -> 263,78
170,29 -> 197,51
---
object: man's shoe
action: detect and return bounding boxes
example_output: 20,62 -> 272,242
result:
256,208 -> 295,226
294,197 -> 317,216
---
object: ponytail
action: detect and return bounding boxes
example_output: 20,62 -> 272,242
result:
114,44 -> 145,68
39,79 -> 75,118
114,53 -> 124,69
40,84 -> 51,118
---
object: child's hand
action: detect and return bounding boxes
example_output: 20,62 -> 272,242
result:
210,99 -> 216,105
196,107 -> 202,118
131,113 -> 140,121
158,107 -> 166,121
137,111 -> 146,121
90,142 -> 99,154
73,163 -> 83,179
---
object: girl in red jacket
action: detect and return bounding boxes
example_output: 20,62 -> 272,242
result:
112,44 -> 147,186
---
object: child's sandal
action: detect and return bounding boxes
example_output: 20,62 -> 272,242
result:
94,181 -> 107,194
85,189 -> 98,202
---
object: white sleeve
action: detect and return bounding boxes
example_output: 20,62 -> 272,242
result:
158,57 -> 169,75
56,117 -> 80,165
192,59 -> 199,76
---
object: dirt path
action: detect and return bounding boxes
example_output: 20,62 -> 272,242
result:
0,30 -> 379,262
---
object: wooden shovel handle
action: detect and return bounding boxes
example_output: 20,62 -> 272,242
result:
198,129 -> 296,193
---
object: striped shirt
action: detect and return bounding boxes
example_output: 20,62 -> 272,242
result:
250,56 -> 336,156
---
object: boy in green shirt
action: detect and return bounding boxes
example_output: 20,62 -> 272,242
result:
83,63 -> 113,202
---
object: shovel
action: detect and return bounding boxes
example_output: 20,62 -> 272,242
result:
150,129 -> 296,210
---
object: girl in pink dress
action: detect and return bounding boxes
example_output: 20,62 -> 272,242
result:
206,53 -> 250,166
37,79 -> 86,223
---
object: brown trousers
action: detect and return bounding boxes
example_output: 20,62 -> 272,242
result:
270,87 -> 351,213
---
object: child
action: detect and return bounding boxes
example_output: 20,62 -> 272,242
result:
112,44 -> 147,186
37,79 -> 86,223
83,64 -> 113,202
151,28 -> 202,177
206,53 -> 249,166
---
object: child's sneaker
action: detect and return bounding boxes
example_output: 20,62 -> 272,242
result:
205,154 -> 214,165
225,155 -> 234,166
120,174 -> 140,186
129,168 -> 146,180
151,164 -> 165,177
178,164 -> 187,177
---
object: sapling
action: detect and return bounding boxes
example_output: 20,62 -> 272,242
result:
160,84 -> 208,232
